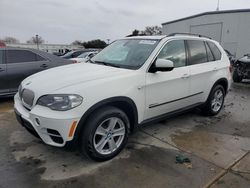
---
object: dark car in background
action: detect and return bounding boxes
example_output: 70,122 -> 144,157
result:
61,49 -> 100,59
0,47 -> 73,96
232,54 -> 250,82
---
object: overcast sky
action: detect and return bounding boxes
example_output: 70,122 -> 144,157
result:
0,0 -> 250,44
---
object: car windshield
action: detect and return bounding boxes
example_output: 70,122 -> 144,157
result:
91,39 -> 159,69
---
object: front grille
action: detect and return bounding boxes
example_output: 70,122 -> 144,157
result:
21,89 -> 35,109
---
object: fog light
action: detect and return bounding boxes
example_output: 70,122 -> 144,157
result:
35,118 -> 40,126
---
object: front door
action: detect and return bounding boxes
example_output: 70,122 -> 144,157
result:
145,40 -> 190,120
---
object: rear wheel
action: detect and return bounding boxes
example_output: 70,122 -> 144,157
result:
80,106 -> 129,161
201,85 -> 225,116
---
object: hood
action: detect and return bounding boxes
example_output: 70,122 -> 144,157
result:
239,56 -> 250,63
22,63 -> 133,93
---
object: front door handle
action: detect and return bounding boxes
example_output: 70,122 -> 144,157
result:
40,64 -> 48,68
0,68 -> 4,72
181,74 -> 190,79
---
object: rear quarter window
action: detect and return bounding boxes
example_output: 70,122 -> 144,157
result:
207,42 -> 222,61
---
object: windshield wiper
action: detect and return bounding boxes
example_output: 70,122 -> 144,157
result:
94,61 -> 121,68
87,59 -> 95,64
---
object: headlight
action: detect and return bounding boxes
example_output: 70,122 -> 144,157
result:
37,94 -> 83,111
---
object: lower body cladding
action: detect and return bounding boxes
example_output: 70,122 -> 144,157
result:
14,94 -> 80,147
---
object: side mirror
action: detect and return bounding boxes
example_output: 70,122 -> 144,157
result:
149,59 -> 174,73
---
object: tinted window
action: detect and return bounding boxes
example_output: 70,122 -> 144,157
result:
73,51 -> 83,58
0,50 -> 3,64
7,50 -> 38,63
36,54 -> 46,61
207,42 -> 221,61
205,42 -> 215,61
187,40 -> 208,65
157,40 -> 186,68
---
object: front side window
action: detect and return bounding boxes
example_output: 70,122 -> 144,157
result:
157,40 -> 186,68
7,50 -> 38,63
187,40 -> 208,65
92,39 -> 159,69
207,42 -> 221,61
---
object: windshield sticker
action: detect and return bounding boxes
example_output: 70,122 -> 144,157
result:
139,40 -> 157,45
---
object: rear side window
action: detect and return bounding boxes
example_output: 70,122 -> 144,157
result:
7,50 -> 42,63
36,54 -> 46,61
157,40 -> 186,68
207,42 -> 221,61
187,40 -> 208,65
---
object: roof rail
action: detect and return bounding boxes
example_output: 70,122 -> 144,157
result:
167,33 -> 212,39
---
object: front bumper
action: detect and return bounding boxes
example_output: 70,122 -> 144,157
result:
14,94 -> 80,147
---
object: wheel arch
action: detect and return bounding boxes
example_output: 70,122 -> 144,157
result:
212,78 -> 229,94
69,96 -> 139,146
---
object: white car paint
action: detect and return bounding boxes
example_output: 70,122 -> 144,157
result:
14,35 -> 231,147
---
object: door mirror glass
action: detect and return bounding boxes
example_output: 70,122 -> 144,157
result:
150,59 -> 174,73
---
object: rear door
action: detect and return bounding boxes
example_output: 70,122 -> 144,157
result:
186,40 -> 221,103
6,49 -> 49,92
0,50 -> 9,94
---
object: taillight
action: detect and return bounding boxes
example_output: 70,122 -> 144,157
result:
72,60 -> 77,63
229,63 -> 233,73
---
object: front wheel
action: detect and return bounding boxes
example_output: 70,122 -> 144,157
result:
80,106 -> 129,161
201,85 -> 225,116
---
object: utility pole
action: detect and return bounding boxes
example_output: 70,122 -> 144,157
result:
36,34 -> 39,49
216,0 -> 220,11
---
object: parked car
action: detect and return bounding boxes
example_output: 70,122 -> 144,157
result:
0,47 -> 72,96
15,34 -> 231,161
61,49 -> 98,59
70,51 -> 99,63
232,54 -> 250,82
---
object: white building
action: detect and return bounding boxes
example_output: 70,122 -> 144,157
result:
162,9 -> 250,58
6,43 -> 83,54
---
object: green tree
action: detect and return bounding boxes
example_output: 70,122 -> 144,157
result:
83,39 -> 107,49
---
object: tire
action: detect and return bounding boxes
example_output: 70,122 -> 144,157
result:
80,106 -> 129,161
232,69 -> 243,83
201,85 -> 225,116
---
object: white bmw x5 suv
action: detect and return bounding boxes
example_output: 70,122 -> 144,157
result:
15,34 -> 231,161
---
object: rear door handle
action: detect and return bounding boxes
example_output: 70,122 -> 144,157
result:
213,67 -> 218,71
181,74 -> 190,79
40,64 -> 48,68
